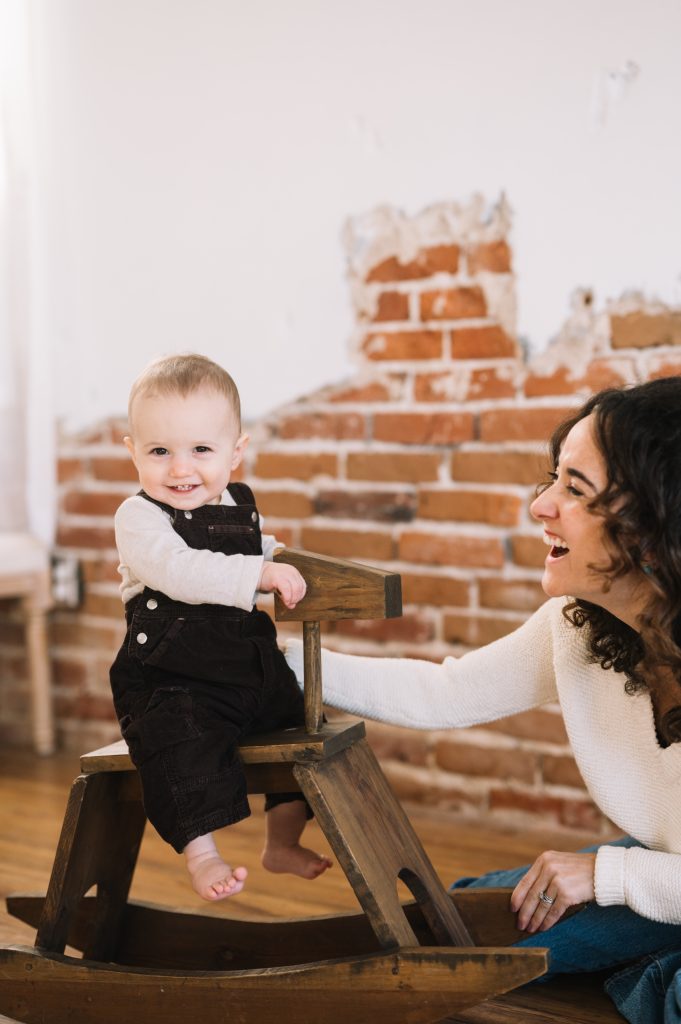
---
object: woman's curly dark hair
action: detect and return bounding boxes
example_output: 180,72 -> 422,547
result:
546,378 -> 681,741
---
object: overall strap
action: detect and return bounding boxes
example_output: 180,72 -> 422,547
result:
227,482 -> 256,506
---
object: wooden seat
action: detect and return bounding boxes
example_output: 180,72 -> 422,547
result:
0,533 -> 53,755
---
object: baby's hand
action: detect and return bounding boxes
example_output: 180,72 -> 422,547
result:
258,562 -> 307,609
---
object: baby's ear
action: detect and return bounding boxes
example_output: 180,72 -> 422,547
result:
123,436 -> 136,462
231,433 -> 249,469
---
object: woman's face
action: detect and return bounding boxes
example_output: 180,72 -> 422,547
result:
530,414 -> 649,627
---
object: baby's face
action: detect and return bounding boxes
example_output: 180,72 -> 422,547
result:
125,388 -> 247,510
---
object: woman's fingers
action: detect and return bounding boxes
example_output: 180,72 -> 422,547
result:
511,850 -> 597,933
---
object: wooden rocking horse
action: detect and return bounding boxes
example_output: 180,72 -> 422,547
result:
0,549 -> 552,1024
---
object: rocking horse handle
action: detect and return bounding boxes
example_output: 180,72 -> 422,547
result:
273,549 -> 402,733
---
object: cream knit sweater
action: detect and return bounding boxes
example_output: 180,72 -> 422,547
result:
285,598 -> 681,924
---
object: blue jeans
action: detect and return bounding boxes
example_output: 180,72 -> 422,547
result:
452,837 -> 681,1024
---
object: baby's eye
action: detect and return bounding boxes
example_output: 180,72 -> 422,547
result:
150,447 -> 168,456
194,445 -> 212,454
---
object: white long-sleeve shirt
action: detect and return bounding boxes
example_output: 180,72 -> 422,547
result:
285,597 -> 681,924
114,492 -> 278,610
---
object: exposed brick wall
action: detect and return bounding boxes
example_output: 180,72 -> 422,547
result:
3,195 -> 681,835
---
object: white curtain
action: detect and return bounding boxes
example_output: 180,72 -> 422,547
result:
0,0 -> 54,544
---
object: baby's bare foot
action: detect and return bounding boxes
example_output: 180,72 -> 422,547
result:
186,852 -> 248,901
262,843 -> 332,880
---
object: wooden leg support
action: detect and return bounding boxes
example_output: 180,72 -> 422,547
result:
294,737 -> 472,949
36,771 -> 146,961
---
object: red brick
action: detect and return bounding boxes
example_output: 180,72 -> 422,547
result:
524,359 -> 634,398
382,762 -> 484,813
489,788 -> 602,830
443,613 -> 524,646
398,531 -> 504,569
63,491 -> 127,516
347,452 -> 441,483
402,573 -> 470,607
647,360 -> 681,381
611,311 -> 681,349
90,457 -> 139,483
81,592 -> 124,619
56,525 -> 116,550
0,620 -> 25,644
366,244 -> 460,283
542,754 -> 585,789
373,412 -> 474,445
466,367 -> 518,400
435,738 -> 536,783
254,452 -> 337,480
364,720 -> 429,766
327,378 -> 405,403
510,535 -> 546,568
418,489 -> 522,527
109,420 -> 130,445
277,412 -> 365,441
450,325 -> 518,359
254,491 -> 313,518
478,578 -> 547,612
480,406 -> 574,443
361,330 -> 443,361
484,708 -> 568,745
51,657 -> 89,688
332,614 -> 434,644
49,618 -> 124,649
57,458 -> 85,483
81,559 -> 121,585
369,291 -> 410,322
300,526 -> 394,561
420,287 -> 486,321
69,693 -> 119,722
467,240 -> 512,274
315,490 -> 416,522
266,525 -> 294,548
451,449 -> 548,485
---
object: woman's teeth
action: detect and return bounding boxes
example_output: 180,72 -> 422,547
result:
543,533 -> 569,556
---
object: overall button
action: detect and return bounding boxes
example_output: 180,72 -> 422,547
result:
136,632 -> 148,645
184,510 -> 193,519
146,598 -> 158,610
251,511 -> 258,521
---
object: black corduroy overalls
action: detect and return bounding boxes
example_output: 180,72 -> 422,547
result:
109,483 -> 308,854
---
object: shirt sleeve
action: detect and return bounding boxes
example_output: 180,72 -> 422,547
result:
115,496 -> 263,609
595,843 -> 681,924
284,598 -> 559,730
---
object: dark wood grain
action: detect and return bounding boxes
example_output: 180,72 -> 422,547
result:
273,548 -> 402,622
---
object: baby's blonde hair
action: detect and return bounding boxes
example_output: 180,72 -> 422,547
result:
128,353 -> 241,431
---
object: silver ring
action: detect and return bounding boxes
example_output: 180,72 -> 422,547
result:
538,890 -> 555,906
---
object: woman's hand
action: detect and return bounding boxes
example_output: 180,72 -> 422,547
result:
510,850 -> 596,933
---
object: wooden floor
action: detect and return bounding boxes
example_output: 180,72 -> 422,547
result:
0,747 -> 625,1022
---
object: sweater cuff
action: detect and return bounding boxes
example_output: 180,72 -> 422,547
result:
594,844 -> 626,907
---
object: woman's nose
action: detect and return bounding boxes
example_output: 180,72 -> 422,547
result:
530,488 -> 556,522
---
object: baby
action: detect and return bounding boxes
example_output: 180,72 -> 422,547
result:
109,353 -> 331,900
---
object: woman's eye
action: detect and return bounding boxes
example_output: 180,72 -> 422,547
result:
567,484 -> 584,497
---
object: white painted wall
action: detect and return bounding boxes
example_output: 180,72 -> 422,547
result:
11,0 -> 681,531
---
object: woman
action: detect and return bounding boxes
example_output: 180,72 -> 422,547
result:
286,377 -> 681,1024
